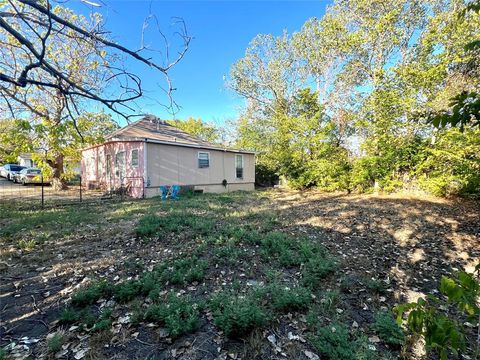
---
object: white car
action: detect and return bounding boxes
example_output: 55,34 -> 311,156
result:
0,164 -> 26,181
13,168 -> 45,185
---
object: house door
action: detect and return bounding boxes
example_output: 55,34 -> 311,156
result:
115,151 -> 126,185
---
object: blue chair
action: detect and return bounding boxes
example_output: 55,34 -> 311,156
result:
171,185 -> 180,200
160,185 -> 169,200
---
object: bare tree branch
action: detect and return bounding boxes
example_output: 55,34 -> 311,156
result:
0,0 -> 191,120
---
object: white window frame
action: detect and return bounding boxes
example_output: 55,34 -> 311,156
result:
235,154 -> 244,179
198,151 -> 210,168
115,151 -> 126,178
106,154 -> 112,176
131,149 -> 139,167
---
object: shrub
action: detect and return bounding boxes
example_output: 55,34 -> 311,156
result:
210,292 -> 268,337
143,293 -> 200,338
394,265 -> 479,359
373,311 -> 405,346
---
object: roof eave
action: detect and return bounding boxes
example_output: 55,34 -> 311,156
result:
144,138 -> 256,154
81,137 -> 256,155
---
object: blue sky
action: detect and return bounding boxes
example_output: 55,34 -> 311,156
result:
71,1 -> 330,126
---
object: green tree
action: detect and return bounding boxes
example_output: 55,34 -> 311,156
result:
168,118 -> 221,144
428,1 -> 480,131
0,5 -> 120,188
230,0 -> 480,196
1,113 -> 117,185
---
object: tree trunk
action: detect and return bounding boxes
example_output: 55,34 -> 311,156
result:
47,154 -> 67,190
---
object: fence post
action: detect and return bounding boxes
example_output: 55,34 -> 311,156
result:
41,175 -> 44,208
79,175 -> 82,202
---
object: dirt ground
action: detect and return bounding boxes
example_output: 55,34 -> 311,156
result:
0,189 -> 479,359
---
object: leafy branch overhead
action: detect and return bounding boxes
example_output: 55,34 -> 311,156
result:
428,0 -> 480,131
0,0 -> 191,120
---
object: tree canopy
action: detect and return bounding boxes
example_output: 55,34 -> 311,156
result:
230,0 -> 480,196
0,0 -> 189,187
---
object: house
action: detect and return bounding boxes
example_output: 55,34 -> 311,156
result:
17,153 -> 37,168
81,116 -> 255,198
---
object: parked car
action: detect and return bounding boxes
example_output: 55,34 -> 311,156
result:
13,168 -> 45,185
0,164 -> 26,181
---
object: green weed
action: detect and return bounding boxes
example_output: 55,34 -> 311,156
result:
71,280 -> 114,306
135,214 -> 162,238
157,257 -> 207,285
58,308 -> 83,324
366,278 -> 388,295
267,285 -> 312,312
46,332 -> 64,354
310,323 -> 375,360
91,308 -> 113,332
136,212 -> 215,238
302,256 -> 337,288
372,311 -> 405,346
143,293 -> 201,338
210,292 -> 268,337
114,280 -> 142,303
17,239 -> 37,250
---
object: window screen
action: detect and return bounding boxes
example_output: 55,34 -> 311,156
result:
106,155 -> 111,176
198,152 -> 210,168
235,154 -> 243,179
131,149 -> 139,167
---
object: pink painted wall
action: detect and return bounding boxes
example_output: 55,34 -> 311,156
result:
81,141 -> 145,198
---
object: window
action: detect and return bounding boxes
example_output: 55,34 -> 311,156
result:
98,155 -> 103,175
235,154 -> 244,179
106,154 -> 111,176
198,152 -> 210,168
115,151 -> 126,178
131,149 -> 139,167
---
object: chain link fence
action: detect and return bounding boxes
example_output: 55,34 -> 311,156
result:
0,174 -> 145,209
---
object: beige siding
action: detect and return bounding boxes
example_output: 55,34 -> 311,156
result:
145,142 -> 254,194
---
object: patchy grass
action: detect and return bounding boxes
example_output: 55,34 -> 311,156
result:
1,189 -> 479,359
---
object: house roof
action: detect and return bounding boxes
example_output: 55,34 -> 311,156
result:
100,115 -> 254,154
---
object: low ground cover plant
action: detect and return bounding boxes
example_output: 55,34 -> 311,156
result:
7,191 -> 470,359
